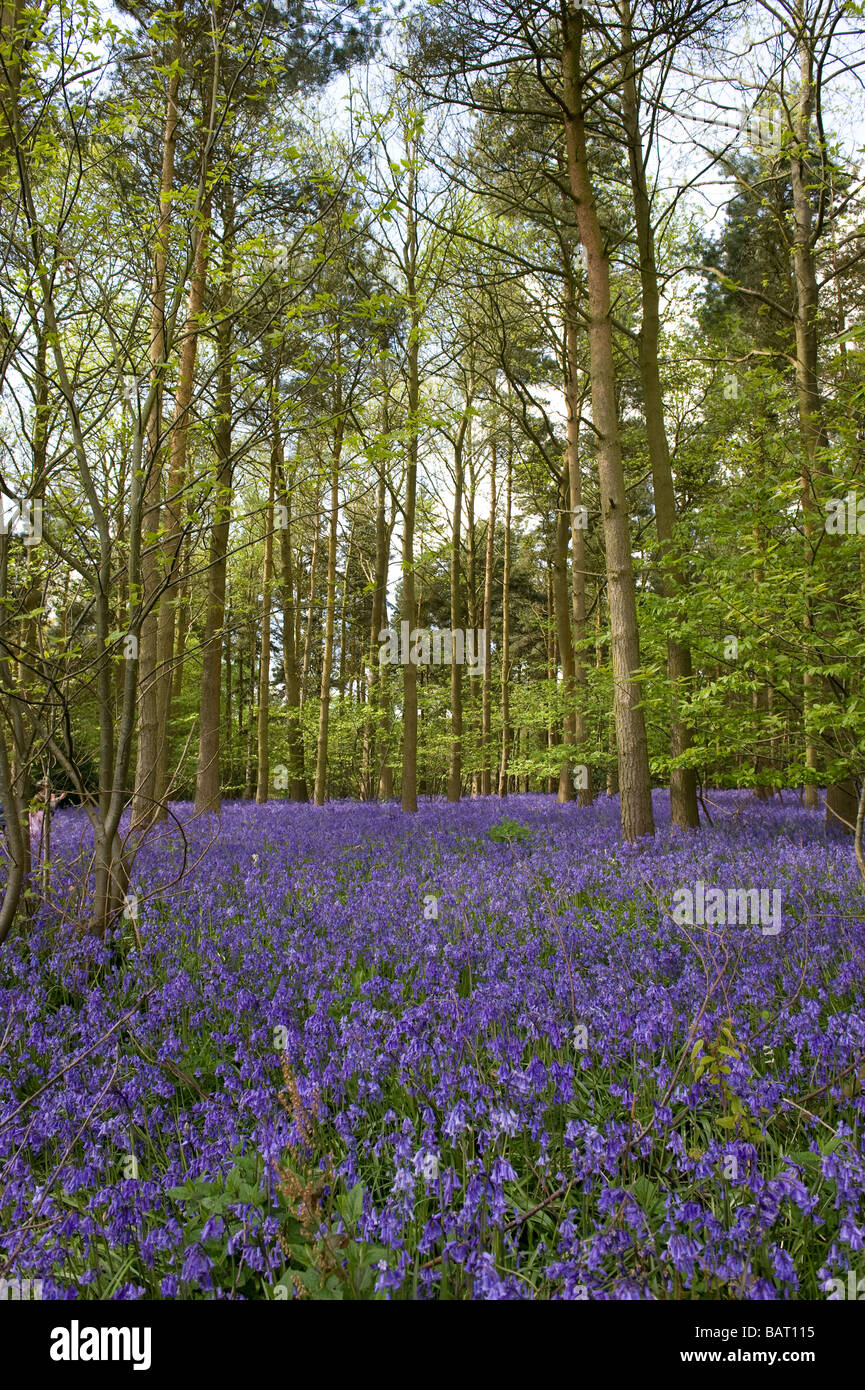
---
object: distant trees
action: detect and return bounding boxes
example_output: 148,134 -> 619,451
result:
1,0 -> 864,942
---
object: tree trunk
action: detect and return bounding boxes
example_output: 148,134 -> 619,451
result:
554,466 -> 576,803
155,191 -> 211,811
256,442 -> 276,802
564,270 -> 594,807
0,532 -> 26,943
362,401 -> 390,799
620,0 -> 697,830
498,428 -> 512,796
562,7 -> 654,840
194,183 -> 234,815
301,474 -> 320,709
132,35 -> 181,830
401,158 -> 420,813
481,435 -> 496,795
448,400 -> 469,801
275,437 -> 307,801
786,11 -> 856,831
314,352 -> 344,806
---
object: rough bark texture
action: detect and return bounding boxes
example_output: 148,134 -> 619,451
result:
563,272 -> 593,807
554,466 -> 576,803
361,405 -> 390,800
448,402 -> 469,801
194,185 -> 234,815
255,444 -> 276,803
787,7 -> 856,831
620,0 -> 698,830
155,192 -> 211,810
498,431 -> 512,796
481,435 -> 496,795
133,44 -> 180,828
314,395 -> 344,806
275,438 -> 307,801
562,8 -> 654,840
401,159 -> 419,813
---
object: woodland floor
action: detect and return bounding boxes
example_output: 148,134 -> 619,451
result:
1,790 -> 863,1299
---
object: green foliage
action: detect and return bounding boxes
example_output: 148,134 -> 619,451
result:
167,1147 -> 390,1301
487,816 -> 532,844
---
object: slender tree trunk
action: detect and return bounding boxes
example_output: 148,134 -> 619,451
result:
225,608 -> 233,789
378,587 -> 395,801
314,360 -> 344,806
0,0 -> 26,222
786,10 -> 856,830
401,157 -> 419,813
155,191 -> 211,811
256,444 -> 276,802
498,429 -> 512,796
546,550 -> 556,794
362,406 -> 390,799
301,475 -> 320,709
194,183 -> 234,815
448,401 -> 469,801
466,436 -> 479,795
132,34 -> 181,830
275,437 -> 307,801
243,608 -> 256,799
481,435 -> 496,795
554,466 -> 576,802
0,533 -> 26,943
172,548 -> 188,701
562,7 -> 654,840
564,271 -> 594,807
620,0 -> 697,830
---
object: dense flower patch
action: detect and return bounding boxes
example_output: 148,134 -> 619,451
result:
1,791 -> 864,1299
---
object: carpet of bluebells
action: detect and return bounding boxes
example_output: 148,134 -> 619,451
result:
1,790 -> 864,1300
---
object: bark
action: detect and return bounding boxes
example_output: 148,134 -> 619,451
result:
243,609 -> 256,798
465,433 -> 479,794
481,435 -> 496,795
172,550 -> 189,701
785,0 -> 855,828
564,272 -> 593,807
194,183 -> 234,815
275,437 -> 307,800
554,466 -> 576,803
301,474 -> 320,708
561,7 -> 654,840
498,428 -> 512,796
401,158 -> 419,813
619,0 -> 698,830
448,399 -> 470,801
155,191 -> 212,810
337,520 -> 354,706
313,351 -> 344,805
361,402 -> 390,800
0,533 -> 26,942
225,607 -> 233,788
378,587 -> 395,800
132,33 -> 181,830
0,0 -> 26,217
790,25 -> 824,814
255,443 -> 276,802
